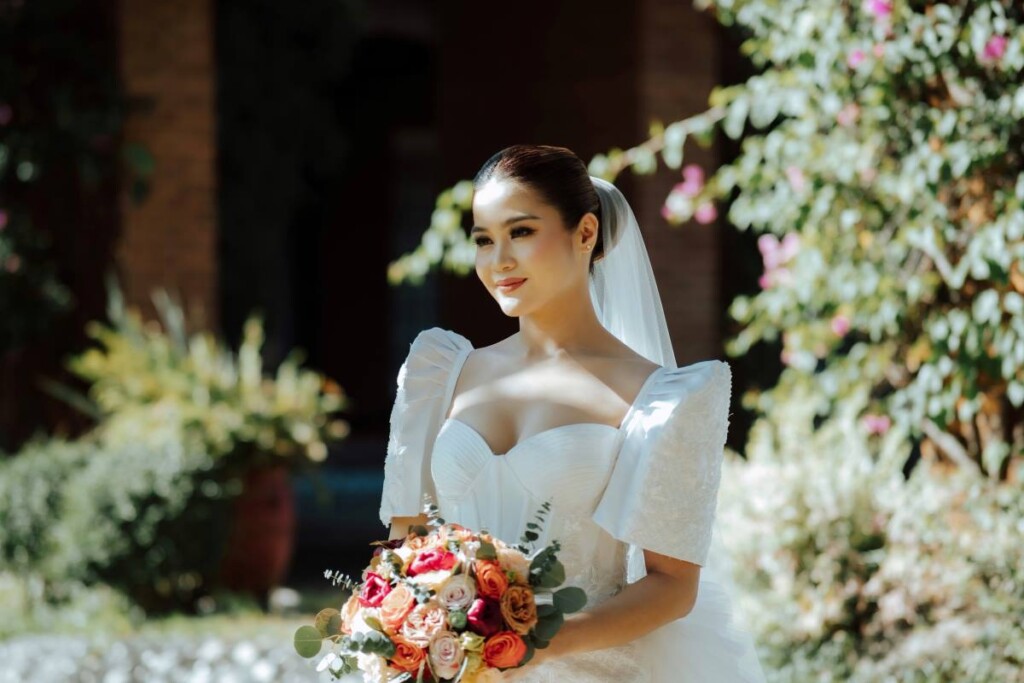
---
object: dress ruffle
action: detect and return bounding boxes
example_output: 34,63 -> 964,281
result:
379,327 -> 472,527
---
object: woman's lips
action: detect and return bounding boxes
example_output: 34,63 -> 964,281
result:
496,278 -> 526,292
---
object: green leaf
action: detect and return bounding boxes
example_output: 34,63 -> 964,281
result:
553,586 -> 587,614
532,612 -> 564,642
535,559 -> 566,588
314,608 -> 342,636
294,625 -> 324,658
477,538 -> 498,560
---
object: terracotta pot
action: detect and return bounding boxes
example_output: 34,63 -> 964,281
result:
217,464 -> 296,599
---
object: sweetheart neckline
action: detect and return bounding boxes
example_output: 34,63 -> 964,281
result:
441,417 -> 621,457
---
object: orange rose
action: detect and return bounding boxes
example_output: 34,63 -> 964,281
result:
499,585 -> 538,635
379,583 -> 416,633
340,593 -> 360,634
474,560 -> 509,600
389,634 -> 427,673
482,631 -> 527,669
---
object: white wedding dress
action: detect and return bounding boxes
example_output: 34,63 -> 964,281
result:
380,327 -> 766,682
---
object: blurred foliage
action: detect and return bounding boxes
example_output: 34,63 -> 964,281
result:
45,274 -> 351,471
0,0 -> 153,355
719,387 -> 1024,681
0,277 -> 352,613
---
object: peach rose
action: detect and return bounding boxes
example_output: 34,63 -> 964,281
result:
483,631 -> 527,669
340,593 -> 360,634
400,601 -> 447,647
428,630 -> 465,679
379,583 -> 416,633
474,560 -> 509,600
499,585 -> 538,635
389,634 -> 427,674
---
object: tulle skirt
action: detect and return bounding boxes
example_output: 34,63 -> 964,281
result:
501,573 -> 767,682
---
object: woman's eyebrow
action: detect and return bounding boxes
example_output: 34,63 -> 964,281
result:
471,214 -> 540,234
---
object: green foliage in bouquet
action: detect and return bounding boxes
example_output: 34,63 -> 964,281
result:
295,501 -> 586,681
46,275 -> 350,472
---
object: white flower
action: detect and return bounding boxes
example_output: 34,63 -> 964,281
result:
428,630 -> 465,680
438,573 -> 477,612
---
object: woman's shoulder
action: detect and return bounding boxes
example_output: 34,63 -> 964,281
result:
639,358 -> 732,420
407,326 -> 475,355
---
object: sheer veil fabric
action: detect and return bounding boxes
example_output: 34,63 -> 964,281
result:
587,176 -> 766,680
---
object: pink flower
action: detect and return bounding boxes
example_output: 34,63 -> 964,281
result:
358,571 -> 393,607
0,210 -> 8,230
837,103 -> 860,127
981,35 -> 1008,64
847,49 -> 867,69
5,255 -> 21,273
785,166 -> 806,193
872,43 -> 886,58
682,163 -> 704,187
660,204 -> 674,221
694,202 -> 717,224
862,413 -> 891,435
865,0 -> 892,19
407,548 -> 458,576
830,314 -> 851,337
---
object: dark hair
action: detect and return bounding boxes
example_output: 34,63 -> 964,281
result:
473,144 -> 604,273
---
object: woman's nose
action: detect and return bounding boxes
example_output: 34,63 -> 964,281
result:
493,239 -> 515,269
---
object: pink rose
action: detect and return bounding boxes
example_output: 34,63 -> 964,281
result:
401,602 -> 447,647
466,598 -> 503,637
358,572 -> 392,608
407,548 -> 457,577
428,630 -> 465,679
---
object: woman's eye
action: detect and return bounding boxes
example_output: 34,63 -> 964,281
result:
473,227 -> 532,247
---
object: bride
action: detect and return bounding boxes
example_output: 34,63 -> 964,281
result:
380,144 -> 766,681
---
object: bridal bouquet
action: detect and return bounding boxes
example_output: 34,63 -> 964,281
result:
295,502 -> 586,682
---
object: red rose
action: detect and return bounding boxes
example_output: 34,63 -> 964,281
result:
358,571 -> 393,607
466,597 -> 503,637
483,631 -> 528,669
407,548 -> 457,576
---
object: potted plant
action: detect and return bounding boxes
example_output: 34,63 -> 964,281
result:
44,274 -> 350,606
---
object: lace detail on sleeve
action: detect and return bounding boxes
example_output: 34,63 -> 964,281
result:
379,327 -> 472,527
591,360 -> 732,567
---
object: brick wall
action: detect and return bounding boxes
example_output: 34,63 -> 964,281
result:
636,0 -> 725,365
116,0 -> 218,331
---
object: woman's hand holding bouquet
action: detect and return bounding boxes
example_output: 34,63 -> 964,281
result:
295,501 -> 586,682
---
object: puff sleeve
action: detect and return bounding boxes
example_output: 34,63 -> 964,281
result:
591,360 -> 731,567
379,327 -> 473,527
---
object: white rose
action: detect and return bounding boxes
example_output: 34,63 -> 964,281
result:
438,573 -> 477,612
497,548 -> 531,584
428,630 -> 465,680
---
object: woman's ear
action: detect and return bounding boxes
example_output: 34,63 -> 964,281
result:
577,212 -> 599,250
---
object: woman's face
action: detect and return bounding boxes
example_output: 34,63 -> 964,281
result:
471,178 -> 591,318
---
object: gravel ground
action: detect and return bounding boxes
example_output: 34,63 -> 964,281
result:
0,632 -> 360,683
